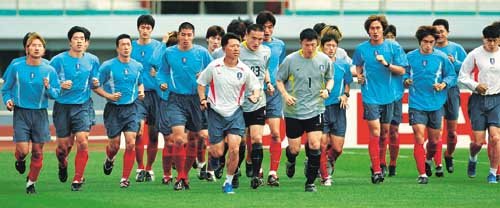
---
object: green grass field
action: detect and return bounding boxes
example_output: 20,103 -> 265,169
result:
1,148 -> 499,208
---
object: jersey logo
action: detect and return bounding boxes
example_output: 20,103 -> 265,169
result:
141,51 -> 145,57
30,72 -> 35,80
491,58 -> 495,65
182,57 -> 187,64
124,68 -> 129,75
319,65 -> 325,72
422,60 -> 427,67
374,50 -> 379,56
76,63 -> 80,70
237,72 -> 243,80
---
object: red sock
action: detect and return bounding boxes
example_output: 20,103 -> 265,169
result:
319,146 -> 328,178
106,145 -> 118,160
414,143 -> 426,175
173,144 -> 186,180
15,150 -> 26,161
446,132 -> 457,157
73,149 -> 88,182
426,142 -> 435,160
434,140 -> 443,166
122,149 -> 136,179
379,135 -> 388,166
185,140 -> 198,180
197,138 -> 206,164
369,136 -> 381,173
135,135 -> 145,170
146,142 -> 158,171
28,152 -> 43,182
269,139 -> 282,172
162,145 -> 173,176
389,132 -> 400,166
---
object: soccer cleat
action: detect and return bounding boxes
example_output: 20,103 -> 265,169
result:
222,182 -> 235,194
214,163 -> 224,179
145,170 -> 154,182
103,159 -> 114,175
467,160 -> 477,178
444,156 -> 454,173
15,160 -> 26,174
162,176 -> 173,185
305,183 -> 317,192
58,165 -> 68,183
71,182 -> 83,191
487,173 -> 498,184
26,184 -> 36,194
120,179 -> 130,188
206,171 -> 216,182
183,179 -> 190,190
286,161 -> 296,178
192,160 -> 198,170
250,176 -> 262,189
198,164 -> 208,180
388,165 -> 396,177
425,161 -> 432,177
380,164 -> 388,177
232,174 -> 240,189
245,162 -> 253,178
136,170 -> 146,182
267,175 -> 280,187
174,179 -> 189,191
496,175 -> 499,182
435,166 -> 444,177
371,173 -> 384,184
417,176 -> 428,184
321,177 -> 332,186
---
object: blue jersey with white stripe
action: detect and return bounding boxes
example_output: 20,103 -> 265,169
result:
325,59 -> 353,106
150,43 -> 170,101
131,39 -> 162,91
3,56 -> 49,80
406,49 -> 457,111
98,58 -> 143,105
352,40 -> 408,104
158,45 -> 212,95
2,60 -> 60,109
434,41 -> 467,74
50,51 -> 100,104
263,37 -> 286,86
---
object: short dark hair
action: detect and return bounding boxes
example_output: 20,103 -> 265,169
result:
227,18 -> 251,40
246,24 -> 264,34
483,25 -> 500,39
320,25 -> 343,41
256,10 -> 276,26
166,31 -> 178,47
205,25 -> 225,39
137,14 -> 155,29
432,19 -> 449,32
415,25 -> 439,43
300,28 -> 319,42
221,32 -> 241,48
384,24 -> 397,37
179,22 -> 195,33
364,15 -> 388,33
67,26 -> 91,41
23,32 -> 33,48
313,22 -> 326,35
115,34 -> 131,47
321,34 -> 339,47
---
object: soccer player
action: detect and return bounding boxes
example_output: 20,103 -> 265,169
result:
197,32 -> 261,194
431,19 -> 467,174
405,25 -> 456,184
96,34 -> 145,188
50,26 -> 100,191
2,32 -> 60,194
131,14 -> 162,182
256,10 -> 287,186
384,25 -> 397,40
458,25 -> 500,183
352,15 -> 407,184
206,25 -> 225,54
157,22 -> 212,190
277,28 -> 333,192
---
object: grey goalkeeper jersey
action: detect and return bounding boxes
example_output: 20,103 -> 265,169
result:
277,50 -> 333,119
239,44 -> 271,112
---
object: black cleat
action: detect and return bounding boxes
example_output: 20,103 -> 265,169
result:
250,176 -> 262,189
136,170 -> 146,182
192,160 -> 198,170
245,162 -> 253,178
162,176 -> 173,185
15,160 -> 26,174
305,183 -> 317,192
214,163 -> 224,179
26,184 -> 36,194
232,174 -> 240,189
173,179 -> 186,191
444,156 -> 454,173
206,171 -> 216,182
198,164 -> 208,180
58,165 -> 68,183
286,162 -> 296,178
145,171 -> 154,182
120,179 -> 130,188
103,159 -> 114,175
388,165 -> 396,177
371,173 -> 385,184
425,161 -> 432,177
71,182 -> 83,191
417,176 -> 429,184
435,166 -> 444,177
380,164 -> 388,177
267,175 -> 280,187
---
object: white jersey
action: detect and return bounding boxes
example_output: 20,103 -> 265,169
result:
197,57 -> 261,117
459,46 -> 500,95
239,43 -> 271,112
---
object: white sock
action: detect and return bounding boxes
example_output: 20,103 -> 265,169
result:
225,174 -> 234,185
198,162 -> 206,169
490,168 -> 497,175
268,170 -> 277,176
26,180 -> 35,187
419,174 -> 428,178
425,159 -> 432,164
469,155 -> 478,162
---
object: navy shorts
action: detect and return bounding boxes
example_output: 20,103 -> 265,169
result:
201,110 -> 208,130
136,91 -> 160,126
444,86 -> 460,120
103,102 -> 140,138
207,107 -> 245,145
158,99 -> 172,136
243,107 -> 266,127
363,102 -> 394,124
391,98 -> 403,125
53,99 -> 93,137
468,93 -> 500,131
166,93 -> 203,132
323,104 -> 347,137
285,114 -> 323,139
13,107 -> 50,143
409,108 -> 444,129
265,90 -> 283,119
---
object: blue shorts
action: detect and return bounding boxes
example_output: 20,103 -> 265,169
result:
13,107 -> 50,143
285,114 -> 323,139
391,98 -> 403,125
136,91 -> 160,126
265,90 -> 283,119
409,108 -> 444,129
444,86 -> 460,120
323,104 -> 347,137
158,99 -> 172,136
166,93 -> 203,132
103,102 -> 140,138
53,99 -> 93,137
201,110 -> 208,130
468,93 -> 500,131
207,107 -> 245,145
363,102 -> 394,124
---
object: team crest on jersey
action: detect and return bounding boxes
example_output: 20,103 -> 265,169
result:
319,65 -> 325,72
124,68 -> 129,75
374,50 -> 379,56
422,60 -> 427,67
237,72 -> 243,80
141,51 -> 145,57
30,72 -> 35,79
76,63 -> 80,70
491,58 -> 495,65
182,57 -> 187,64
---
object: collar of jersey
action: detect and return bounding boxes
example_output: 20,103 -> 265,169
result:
299,49 -> 317,58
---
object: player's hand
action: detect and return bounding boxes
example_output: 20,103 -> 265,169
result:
339,95 -> 348,109
138,91 -> 145,100
284,93 -> 297,106
447,55 -> 455,63
150,67 -> 157,77
433,82 -> 447,91
6,100 -> 14,111
475,83 -> 488,95
266,83 -> 275,96
162,31 -> 175,43
200,99 -> 208,111
357,74 -> 365,85
404,79 -> 413,88
248,95 -> 260,104
61,80 -> 73,90
43,77 -> 49,89
107,92 -> 121,102
376,55 -> 387,66
160,83 -> 168,91
319,89 -> 329,99
92,78 -> 100,87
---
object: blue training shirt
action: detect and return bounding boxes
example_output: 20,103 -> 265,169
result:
50,51 -> 100,104
434,41 -> 467,74
406,49 -> 457,111
98,57 -> 143,105
352,40 -> 408,105
2,60 -> 60,109
150,43 -> 170,101
262,37 -> 286,87
324,58 -> 353,106
3,56 -> 49,80
131,39 -> 162,91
